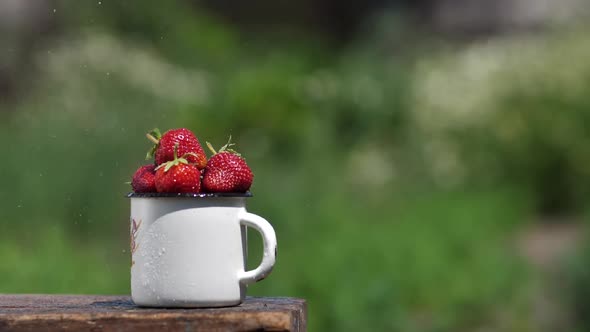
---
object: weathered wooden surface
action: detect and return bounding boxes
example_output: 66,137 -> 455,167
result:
0,295 -> 306,332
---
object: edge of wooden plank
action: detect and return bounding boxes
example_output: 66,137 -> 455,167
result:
0,295 -> 307,332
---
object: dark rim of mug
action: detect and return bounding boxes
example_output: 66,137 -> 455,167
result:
126,192 -> 253,198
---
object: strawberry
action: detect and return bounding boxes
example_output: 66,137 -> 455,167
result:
202,137 -> 253,193
154,144 -> 201,193
131,164 -> 156,193
146,128 -> 207,169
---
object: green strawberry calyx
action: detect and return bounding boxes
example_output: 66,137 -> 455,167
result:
206,135 -> 242,157
155,143 -> 199,172
145,128 -> 162,160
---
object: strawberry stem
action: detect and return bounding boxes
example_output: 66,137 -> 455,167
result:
219,135 -> 235,153
173,143 -> 179,160
206,141 -> 217,155
145,129 -> 162,160
156,143 -> 188,172
146,133 -> 159,145
206,136 -> 242,157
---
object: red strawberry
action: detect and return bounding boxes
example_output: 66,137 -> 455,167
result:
154,144 -> 201,193
146,128 -> 207,169
202,137 -> 253,193
131,165 -> 156,193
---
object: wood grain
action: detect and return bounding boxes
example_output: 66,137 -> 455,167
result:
0,295 -> 306,332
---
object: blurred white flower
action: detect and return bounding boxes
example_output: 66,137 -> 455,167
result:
410,29 -> 590,186
39,32 -> 210,105
347,144 -> 395,189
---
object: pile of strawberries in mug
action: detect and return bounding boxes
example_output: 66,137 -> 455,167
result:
131,128 -> 253,193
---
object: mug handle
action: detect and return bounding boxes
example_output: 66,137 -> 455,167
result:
238,211 -> 277,285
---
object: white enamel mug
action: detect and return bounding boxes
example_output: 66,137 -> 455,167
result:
127,192 -> 277,307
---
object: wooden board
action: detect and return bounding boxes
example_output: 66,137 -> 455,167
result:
0,295 -> 306,331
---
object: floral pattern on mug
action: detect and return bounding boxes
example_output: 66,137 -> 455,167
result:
130,218 -> 142,267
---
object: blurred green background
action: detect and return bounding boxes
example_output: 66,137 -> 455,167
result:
1,1 -> 590,331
